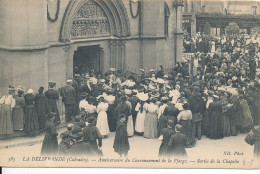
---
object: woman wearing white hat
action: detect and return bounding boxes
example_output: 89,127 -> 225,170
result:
0,86 -> 16,135
24,89 -> 39,133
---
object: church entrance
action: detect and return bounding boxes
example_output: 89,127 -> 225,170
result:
73,45 -> 103,75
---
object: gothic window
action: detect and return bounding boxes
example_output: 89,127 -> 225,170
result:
164,2 -> 170,37
70,1 -> 111,39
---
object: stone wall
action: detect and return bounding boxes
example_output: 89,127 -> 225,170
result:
0,0 -> 180,95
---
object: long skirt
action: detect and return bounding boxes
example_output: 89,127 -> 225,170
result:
0,104 -> 14,135
135,111 -> 146,133
159,142 -> 170,157
202,111 -> 210,136
107,104 -> 117,132
254,141 -> 260,158
179,120 -> 192,146
12,106 -> 24,130
223,113 -> 231,137
96,111 -> 110,136
127,115 -> 134,136
144,112 -> 158,139
41,133 -> 58,155
47,99 -> 60,123
24,105 -> 39,132
240,100 -> 254,130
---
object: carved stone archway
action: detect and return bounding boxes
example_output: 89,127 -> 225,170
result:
60,0 -> 131,42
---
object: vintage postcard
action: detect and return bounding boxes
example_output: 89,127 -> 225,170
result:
0,0 -> 260,168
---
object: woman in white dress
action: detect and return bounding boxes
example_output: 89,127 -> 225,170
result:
211,40 -> 216,53
135,100 -> 148,136
144,97 -> 159,139
96,97 -> 110,138
126,97 -> 134,137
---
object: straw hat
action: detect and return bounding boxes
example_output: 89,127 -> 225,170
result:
137,93 -> 149,101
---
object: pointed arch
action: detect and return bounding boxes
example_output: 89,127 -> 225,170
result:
59,0 -> 130,42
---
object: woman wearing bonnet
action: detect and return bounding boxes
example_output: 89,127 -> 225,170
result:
0,85 -> 16,135
24,88 -> 39,134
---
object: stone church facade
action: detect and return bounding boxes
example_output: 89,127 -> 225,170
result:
0,0 -> 183,95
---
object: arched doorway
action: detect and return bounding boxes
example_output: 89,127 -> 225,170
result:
60,0 -> 130,76
73,45 -> 103,75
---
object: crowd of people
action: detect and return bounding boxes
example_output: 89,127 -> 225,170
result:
0,32 -> 260,158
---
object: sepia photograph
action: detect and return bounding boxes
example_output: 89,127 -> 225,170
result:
0,0 -> 260,168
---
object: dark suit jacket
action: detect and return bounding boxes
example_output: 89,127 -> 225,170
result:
60,85 -> 76,105
168,132 -> 187,157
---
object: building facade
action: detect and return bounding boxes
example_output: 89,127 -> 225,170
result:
183,0 -> 260,36
0,0 -> 184,95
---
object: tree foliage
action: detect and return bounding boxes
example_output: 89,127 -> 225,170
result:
225,22 -> 240,35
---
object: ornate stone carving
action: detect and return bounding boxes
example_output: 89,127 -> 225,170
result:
63,45 -> 71,55
70,1 -> 111,39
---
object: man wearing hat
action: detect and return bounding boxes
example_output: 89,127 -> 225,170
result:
60,79 -> 77,123
45,81 -> 60,124
82,116 -> 102,154
41,112 -> 58,155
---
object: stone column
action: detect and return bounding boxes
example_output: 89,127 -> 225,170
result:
191,15 -> 196,36
173,0 -> 184,64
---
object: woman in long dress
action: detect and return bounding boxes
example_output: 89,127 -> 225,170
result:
157,97 -> 169,137
96,97 -> 110,138
105,90 -> 116,132
126,97 -> 134,137
12,87 -> 25,131
239,95 -> 254,132
41,112 -> 58,155
35,87 -> 49,131
135,101 -> 148,135
158,119 -> 175,157
45,81 -> 60,124
208,95 -> 223,139
24,89 -> 39,133
144,98 -> 159,139
177,103 -> 193,147
0,86 -> 15,135
220,93 -> 231,137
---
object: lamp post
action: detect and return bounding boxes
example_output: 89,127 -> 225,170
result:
173,0 -> 184,65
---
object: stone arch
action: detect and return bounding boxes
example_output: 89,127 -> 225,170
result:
59,0 -> 130,42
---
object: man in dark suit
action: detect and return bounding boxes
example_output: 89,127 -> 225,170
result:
168,124 -> 187,158
60,79 -> 76,122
